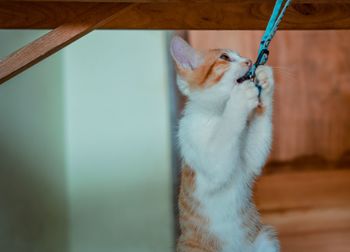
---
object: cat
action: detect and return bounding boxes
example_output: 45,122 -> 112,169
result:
170,36 -> 278,252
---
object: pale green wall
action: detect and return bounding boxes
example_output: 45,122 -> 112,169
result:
0,31 -> 68,252
64,31 -> 173,252
0,30 -> 173,252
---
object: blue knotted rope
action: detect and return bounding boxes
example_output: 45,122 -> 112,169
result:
237,0 -> 292,84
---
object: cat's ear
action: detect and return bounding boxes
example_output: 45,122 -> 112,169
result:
170,36 -> 202,70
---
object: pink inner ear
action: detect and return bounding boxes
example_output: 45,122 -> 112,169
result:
170,36 -> 200,69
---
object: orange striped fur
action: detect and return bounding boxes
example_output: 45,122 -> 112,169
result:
177,164 -> 221,252
177,164 -> 266,252
175,49 -> 231,89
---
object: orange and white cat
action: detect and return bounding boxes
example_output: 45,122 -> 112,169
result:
170,36 -> 278,252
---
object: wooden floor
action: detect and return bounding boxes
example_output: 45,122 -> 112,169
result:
255,168 -> 350,252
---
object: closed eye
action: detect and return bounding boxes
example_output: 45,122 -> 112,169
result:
219,53 -> 234,62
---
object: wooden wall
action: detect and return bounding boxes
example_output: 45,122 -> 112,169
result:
187,31 -> 350,252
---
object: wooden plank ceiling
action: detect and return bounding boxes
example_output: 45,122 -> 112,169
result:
1,0 -> 350,30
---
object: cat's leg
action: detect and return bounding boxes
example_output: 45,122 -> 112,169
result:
253,226 -> 280,252
242,65 -> 274,175
200,80 -> 259,190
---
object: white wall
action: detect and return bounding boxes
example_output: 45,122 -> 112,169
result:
63,30 -> 173,252
0,30 -> 68,252
0,30 -> 173,252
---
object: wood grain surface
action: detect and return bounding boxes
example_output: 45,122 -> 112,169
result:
1,2 -> 350,29
0,3 -> 131,84
256,169 -> 350,252
255,169 -> 350,211
6,0 -> 350,3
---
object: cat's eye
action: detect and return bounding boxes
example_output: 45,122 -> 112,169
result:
219,53 -> 232,62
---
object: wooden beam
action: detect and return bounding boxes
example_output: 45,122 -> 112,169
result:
7,0 -> 350,3
0,3 -> 132,85
1,2 -> 350,30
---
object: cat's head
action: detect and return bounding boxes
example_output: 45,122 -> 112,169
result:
170,36 -> 252,98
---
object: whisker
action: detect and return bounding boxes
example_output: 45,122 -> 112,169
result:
270,66 -> 296,74
272,69 -> 295,76
269,66 -> 298,81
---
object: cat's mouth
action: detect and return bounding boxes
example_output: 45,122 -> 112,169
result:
236,69 -> 250,84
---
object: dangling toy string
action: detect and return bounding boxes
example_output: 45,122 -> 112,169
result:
237,0 -> 293,85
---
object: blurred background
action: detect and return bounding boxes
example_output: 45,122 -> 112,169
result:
0,30 -> 349,252
0,30 -> 173,252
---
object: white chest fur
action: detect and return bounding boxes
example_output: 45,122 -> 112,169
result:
195,172 -> 253,252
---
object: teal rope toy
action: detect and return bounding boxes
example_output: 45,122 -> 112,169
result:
237,0 -> 292,85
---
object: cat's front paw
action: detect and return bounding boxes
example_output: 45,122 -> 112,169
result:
256,65 -> 274,102
231,80 -> 259,113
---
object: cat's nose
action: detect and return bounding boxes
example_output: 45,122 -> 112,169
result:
244,59 -> 252,68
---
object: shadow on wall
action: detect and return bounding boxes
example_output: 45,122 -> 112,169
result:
0,147 -> 68,252
0,30 -> 69,252
0,30 -> 174,252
